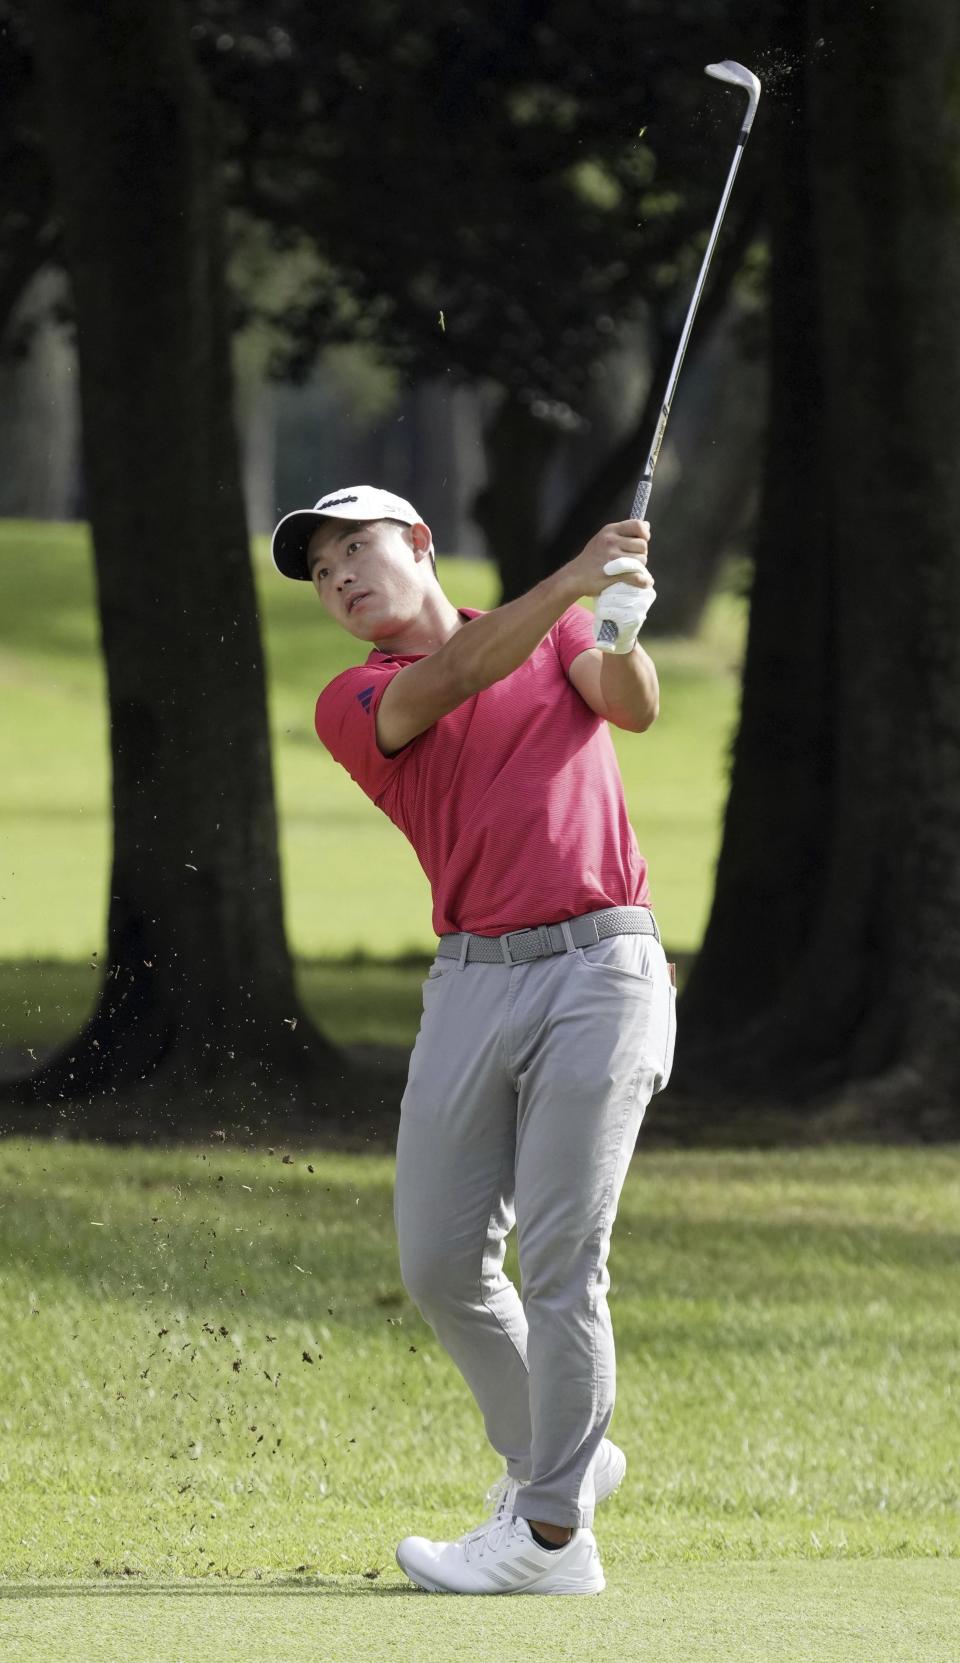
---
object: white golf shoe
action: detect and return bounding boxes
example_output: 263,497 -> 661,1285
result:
395,1512 -> 605,1595
482,1437 -> 627,1523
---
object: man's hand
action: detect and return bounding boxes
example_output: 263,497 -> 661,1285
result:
594,568 -> 657,653
562,520 -> 653,599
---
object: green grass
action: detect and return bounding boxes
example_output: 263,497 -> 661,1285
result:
0,956 -> 435,1059
0,518 -> 744,967
1,1564 -> 957,1663
3,525 -> 957,1658
0,1141 -> 957,1658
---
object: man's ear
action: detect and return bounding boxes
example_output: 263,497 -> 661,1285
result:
410,521 -> 435,561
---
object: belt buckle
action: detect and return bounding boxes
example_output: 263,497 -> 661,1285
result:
501,924 -> 555,965
501,927 -> 536,965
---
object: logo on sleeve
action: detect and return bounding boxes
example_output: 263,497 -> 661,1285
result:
356,685 -> 374,713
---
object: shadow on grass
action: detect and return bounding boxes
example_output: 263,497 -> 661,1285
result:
0,1578 -> 419,1597
0,1154 -> 957,1324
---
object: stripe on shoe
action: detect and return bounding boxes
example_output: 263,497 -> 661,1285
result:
482,1566 -> 515,1589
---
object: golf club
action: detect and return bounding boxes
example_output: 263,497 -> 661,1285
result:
595,59 -> 762,650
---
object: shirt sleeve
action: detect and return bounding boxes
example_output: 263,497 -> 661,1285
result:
553,603 -> 597,675
314,665 -> 417,804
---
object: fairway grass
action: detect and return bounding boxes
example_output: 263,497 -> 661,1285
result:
0,1141 -> 957,1660
1,1561 -> 957,1663
0,518 -> 744,965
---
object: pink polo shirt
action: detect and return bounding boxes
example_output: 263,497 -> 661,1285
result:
314,605 -> 651,937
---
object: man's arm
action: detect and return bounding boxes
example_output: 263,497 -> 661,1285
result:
448,568 -> 580,694
568,644 -> 659,732
375,520 -> 652,753
450,520 -> 652,696
374,566 -> 581,755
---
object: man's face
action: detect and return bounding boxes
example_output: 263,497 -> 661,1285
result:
306,517 -> 432,640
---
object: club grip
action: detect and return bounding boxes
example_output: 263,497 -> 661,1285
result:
630,475 -> 652,524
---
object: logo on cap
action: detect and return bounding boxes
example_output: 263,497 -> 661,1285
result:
317,493 -> 360,511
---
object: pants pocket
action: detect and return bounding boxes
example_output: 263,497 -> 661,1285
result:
655,978 -> 677,1094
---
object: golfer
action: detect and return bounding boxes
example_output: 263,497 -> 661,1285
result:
272,485 -> 676,1595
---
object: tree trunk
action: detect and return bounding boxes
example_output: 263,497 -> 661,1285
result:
8,0 -> 349,1140
526,325 -> 678,587
0,227 -> 56,355
527,193 -> 761,616
0,268 -> 80,518
644,299 -> 763,636
473,392 -> 560,603
675,0 -> 960,1137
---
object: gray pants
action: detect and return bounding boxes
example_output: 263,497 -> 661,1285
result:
393,917 -> 676,1529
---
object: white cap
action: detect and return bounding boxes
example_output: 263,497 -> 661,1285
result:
271,485 -> 424,581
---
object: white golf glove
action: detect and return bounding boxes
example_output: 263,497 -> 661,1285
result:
593,558 -> 657,654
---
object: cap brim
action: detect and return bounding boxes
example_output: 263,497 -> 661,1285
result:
270,511 -> 333,581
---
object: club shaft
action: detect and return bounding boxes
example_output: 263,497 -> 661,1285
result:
630,130 -> 751,523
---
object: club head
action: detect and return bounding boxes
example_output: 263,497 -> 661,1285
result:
705,59 -> 761,131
